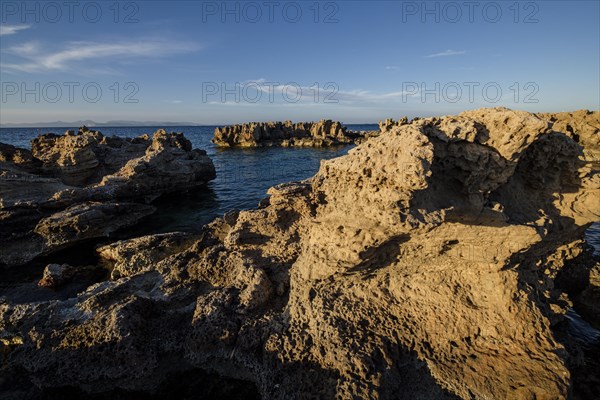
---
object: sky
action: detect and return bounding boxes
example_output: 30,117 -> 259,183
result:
0,0 -> 599,125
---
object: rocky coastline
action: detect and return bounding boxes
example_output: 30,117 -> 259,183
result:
212,119 -> 369,147
0,127 -> 216,268
1,108 -> 599,399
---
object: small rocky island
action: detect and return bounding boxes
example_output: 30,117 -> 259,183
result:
1,108 -> 599,399
0,126 -> 215,268
212,119 -> 371,147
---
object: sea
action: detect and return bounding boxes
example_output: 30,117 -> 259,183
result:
0,125 -> 376,233
0,123 -> 598,257
0,125 -> 599,396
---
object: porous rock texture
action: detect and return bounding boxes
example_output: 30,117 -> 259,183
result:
0,128 -> 215,267
537,110 -> 600,166
1,108 -> 599,399
96,232 -> 199,280
378,116 -> 410,133
213,119 -> 366,147
38,263 -> 79,289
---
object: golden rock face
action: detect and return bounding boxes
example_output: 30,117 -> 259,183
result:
212,119 -> 360,147
0,129 -> 215,267
0,108 -> 599,399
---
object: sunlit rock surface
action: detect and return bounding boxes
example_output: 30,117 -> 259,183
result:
1,108 -> 599,399
0,128 -> 215,267
212,119 -> 366,147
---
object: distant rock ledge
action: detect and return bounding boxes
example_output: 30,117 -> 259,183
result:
212,119 -> 370,147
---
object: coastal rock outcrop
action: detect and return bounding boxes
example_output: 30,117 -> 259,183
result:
30,126 -> 150,186
378,116 -> 410,133
0,129 -> 215,267
0,143 -> 41,173
213,119 -> 366,147
537,110 -> 600,163
1,108 -> 599,399
97,232 -> 198,279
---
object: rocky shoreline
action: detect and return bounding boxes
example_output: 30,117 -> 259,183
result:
0,127 -> 215,268
212,119 -> 371,147
1,108 -> 599,399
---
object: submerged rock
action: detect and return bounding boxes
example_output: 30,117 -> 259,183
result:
213,119 -> 366,147
0,128 -> 215,267
0,108 -> 599,399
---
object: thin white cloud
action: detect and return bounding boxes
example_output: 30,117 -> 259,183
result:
234,79 -> 420,104
0,24 -> 31,36
385,66 -> 399,70
168,100 -> 183,104
1,39 -> 201,73
9,41 -> 41,56
426,50 -> 467,58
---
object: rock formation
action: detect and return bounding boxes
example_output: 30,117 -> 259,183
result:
1,108 -> 599,399
378,116 -> 410,133
213,119 -> 366,147
537,110 -> 600,164
97,232 -> 198,280
38,263 -> 79,288
0,128 -> 216,267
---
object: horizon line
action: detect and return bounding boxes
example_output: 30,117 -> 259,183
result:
0,122 -> 382,129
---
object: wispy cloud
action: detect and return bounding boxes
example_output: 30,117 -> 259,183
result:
229,79 -> 420,104
1,39 -> 201,73
385,66 -> 399,71
425,49 -> 467,58
0,24 -> 31,36
167,100 -> 183,104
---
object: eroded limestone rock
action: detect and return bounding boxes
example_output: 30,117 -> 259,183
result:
97,232 -> 198,279
38,264 -> 78,288
1,108 -> 599,399
0,129 -> 215,267
213,120 -> 364,147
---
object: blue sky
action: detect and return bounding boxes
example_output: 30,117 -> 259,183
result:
1,0 -> 599,124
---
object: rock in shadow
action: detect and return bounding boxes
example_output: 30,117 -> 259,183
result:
2,368 -> 260,400
346,234 -> 409,278
123,185 -> 220,237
